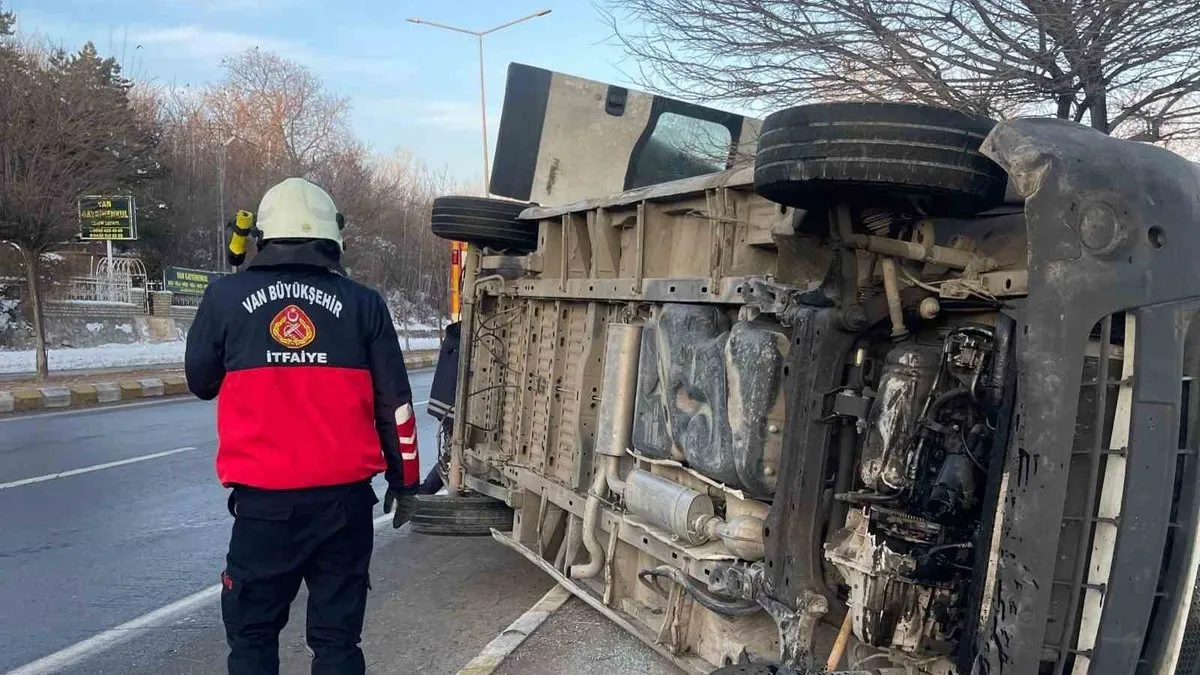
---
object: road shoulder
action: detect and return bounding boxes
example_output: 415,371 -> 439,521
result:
55,529 -> 553,675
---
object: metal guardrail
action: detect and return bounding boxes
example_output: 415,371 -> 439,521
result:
170,293 -> 203,308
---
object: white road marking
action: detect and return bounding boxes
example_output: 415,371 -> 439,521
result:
5,512 -> 400,675
4,584 -> 224,675
0,447 -> 198,491
457,586 -> 573,674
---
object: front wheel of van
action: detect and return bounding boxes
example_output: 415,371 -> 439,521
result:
429,196 -> 537,254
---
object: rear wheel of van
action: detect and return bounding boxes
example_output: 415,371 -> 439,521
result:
409,493 -> 514,536
429,196 -> 537,253
753,102 -> 1008,217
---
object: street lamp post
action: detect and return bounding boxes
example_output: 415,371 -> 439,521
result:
408,10 -> 551,325
407,9 -> 551,195
408,11 -> 550,493
218,136 -> 235,272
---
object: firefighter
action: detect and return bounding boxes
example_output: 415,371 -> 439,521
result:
185,177 -> 420,675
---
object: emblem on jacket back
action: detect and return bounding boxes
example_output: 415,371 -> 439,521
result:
270,304 -> 317,349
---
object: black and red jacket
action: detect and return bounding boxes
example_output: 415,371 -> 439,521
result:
185,241 -> 419,493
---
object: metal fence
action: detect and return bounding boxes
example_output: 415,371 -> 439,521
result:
57,276 -> 135,305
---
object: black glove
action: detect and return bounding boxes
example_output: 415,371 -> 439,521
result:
383,486 -> 418,529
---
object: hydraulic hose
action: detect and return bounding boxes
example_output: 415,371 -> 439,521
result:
926,387 -> 970,419
985,314 -> 1015,412
638,565 -> 762,616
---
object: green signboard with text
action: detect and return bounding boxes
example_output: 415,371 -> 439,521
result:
78,195 -> 137,240
164,266 -> 222,295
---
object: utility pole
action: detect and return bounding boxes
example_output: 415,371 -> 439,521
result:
407,9 -> 551,195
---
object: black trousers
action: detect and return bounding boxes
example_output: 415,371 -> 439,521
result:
222,482 -> 377,675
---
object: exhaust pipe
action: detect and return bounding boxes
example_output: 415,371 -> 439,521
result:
570,323 -> 642,580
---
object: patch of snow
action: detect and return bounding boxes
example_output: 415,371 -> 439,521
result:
0,337 -> 430,374
116,323 -> 134,334
406,320 -> 445,332
0,342 -> 185,374
86,322 -> 104,333
399,336 -> 442,352
394,319 -> 446,332
0,298 -> 19,332
40,252 -> 65,262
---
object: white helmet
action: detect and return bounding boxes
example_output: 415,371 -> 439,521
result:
256,177 -> 344,249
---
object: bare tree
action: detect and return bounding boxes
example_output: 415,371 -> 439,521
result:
606,0 -> 1200,141
341,152 -> 459,319
142,51 -> 355,272
0,29 -> 155,379
146,59 -> 457,320
0,30 -> 460,336
207,49 -> 351,177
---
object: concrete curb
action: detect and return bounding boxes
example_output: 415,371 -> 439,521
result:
0,353 -> 439,416
39,387 -> 71,409
94,382 -> 121,404
456,586 -> 573,675
70,384 -> 98,407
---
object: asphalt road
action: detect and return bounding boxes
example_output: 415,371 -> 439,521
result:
0,368 -> 555,674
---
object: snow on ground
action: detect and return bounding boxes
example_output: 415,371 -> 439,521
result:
404,320 -> 445,332
397,337 -> 442,352
0,342 -> 187,375
393,321 -> 444,334
0,335 -> 442,375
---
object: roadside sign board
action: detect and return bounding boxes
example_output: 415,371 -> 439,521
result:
78,195 -> 137,240
164,266 -> 221,295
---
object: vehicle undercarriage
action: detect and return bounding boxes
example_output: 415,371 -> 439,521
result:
430,86 -> 1200,674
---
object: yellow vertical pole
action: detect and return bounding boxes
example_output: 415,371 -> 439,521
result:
449,240 -> 465,322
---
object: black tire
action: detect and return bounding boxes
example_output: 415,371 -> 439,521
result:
753,102 -> 1008,217
430,196 -> 536,253
409,494 -> 514,537
1177,570 -> 1200,673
